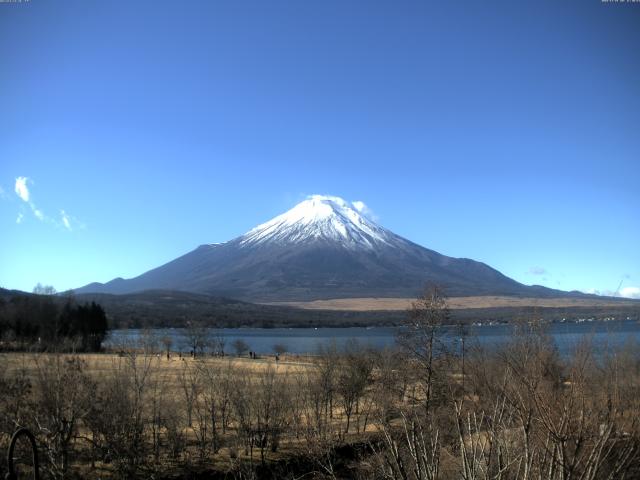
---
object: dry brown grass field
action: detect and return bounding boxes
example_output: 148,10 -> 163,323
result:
266,295 -> 640,311
3,352 -> 315,379
0,349 -> 388,478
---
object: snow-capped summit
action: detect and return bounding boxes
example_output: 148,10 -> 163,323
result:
240,195 -> 394,249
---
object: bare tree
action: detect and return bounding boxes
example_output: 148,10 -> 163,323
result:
251,366 -> 291,464
229,368 -> 254,458
161,396 -> 186,460
183,321 -> 209,357
397,284 -> 449,411
85,351 -> 158,477
212,329 -> 226,356
232,339 -> 250,357
336,341 -> 372,435
196,359 -> 228,453
191,376 -> 212,462
139,329 -> 159,355
33,283 -> 57,295
32,355 -> 93,478
160,336 -> 173,359
375,285 -> 449,480
178,361 -> 199,428
316,342 -> 339,421
374,407 -> 441,480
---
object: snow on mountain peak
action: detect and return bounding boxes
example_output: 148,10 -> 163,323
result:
239,195 -> 395,249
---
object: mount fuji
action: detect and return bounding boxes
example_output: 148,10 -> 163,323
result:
76,195 -> 568,301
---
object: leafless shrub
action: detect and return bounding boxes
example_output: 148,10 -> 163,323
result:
336,341 -> 373,435
31,355 -> 93,479
196,358 -> 232,453
85,351 -> 158,478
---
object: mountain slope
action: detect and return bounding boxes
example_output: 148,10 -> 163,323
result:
76,195 -> 574,301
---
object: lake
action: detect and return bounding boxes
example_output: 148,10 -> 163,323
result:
106,318 -> 640,356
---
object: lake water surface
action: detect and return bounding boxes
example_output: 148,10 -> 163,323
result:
106,319 -> 640,356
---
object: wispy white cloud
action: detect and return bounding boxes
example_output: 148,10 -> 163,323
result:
582,286 -> 640,299
32,206 -> 44,220
14,177 -> 30,202
11,176 -> 83,231
60,210 -> 71,230
14,176 -> 45,222
60,209 -> 85,231
620,287 -> 640,299
351,200 -> 378,220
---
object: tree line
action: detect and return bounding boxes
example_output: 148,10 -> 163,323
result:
0,288 -> 108,352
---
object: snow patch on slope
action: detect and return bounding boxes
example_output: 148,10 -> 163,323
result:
239,195 -> 397,249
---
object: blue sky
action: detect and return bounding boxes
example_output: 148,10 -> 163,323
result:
1,0 -> 639,297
